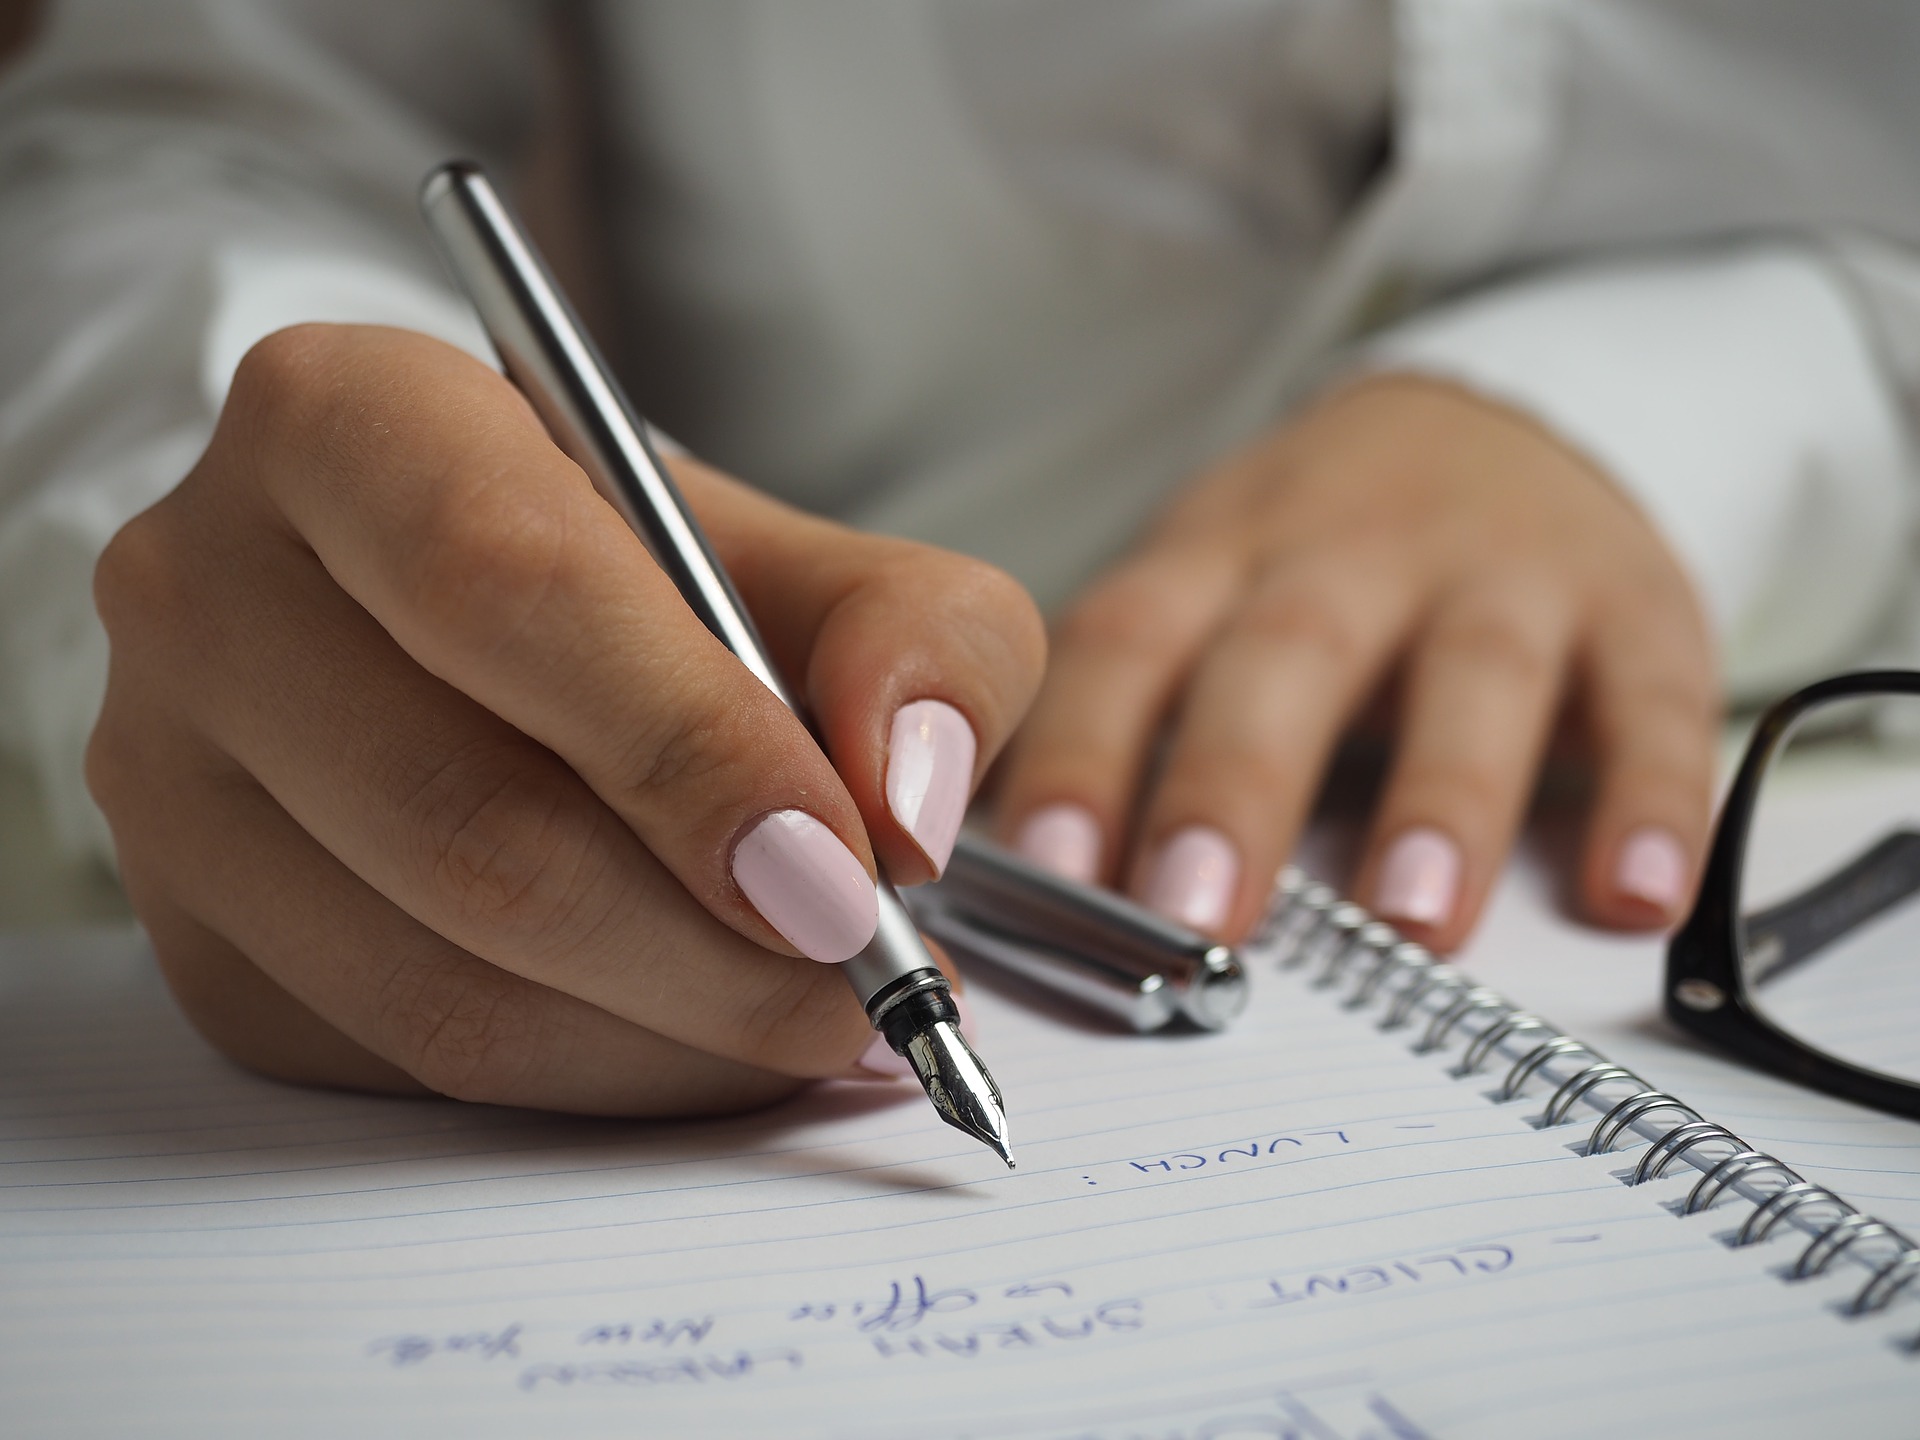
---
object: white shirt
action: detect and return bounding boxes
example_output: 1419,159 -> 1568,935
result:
0,0 -> 1917,860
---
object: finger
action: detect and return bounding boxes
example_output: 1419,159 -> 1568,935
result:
216,325 -> 876,963
992,539 -> 1251,885
134,898 -> 425,1095
1127,546 -> 1425,937
697,458 -> 1047,884
1353,574 -> 1577,950
1575,580 -> 1719,929
93,510 -> 877,1079
109,740 -> 826,1114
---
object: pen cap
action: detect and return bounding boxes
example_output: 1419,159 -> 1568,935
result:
934,834 -> 1247,1029
911,897 -> 1180,1033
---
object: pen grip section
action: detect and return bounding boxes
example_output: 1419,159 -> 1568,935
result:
842,884 -> 951,1015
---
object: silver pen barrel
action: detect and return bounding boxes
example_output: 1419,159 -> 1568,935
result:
419,165 -> 791,706
419,162 -> 1009,1164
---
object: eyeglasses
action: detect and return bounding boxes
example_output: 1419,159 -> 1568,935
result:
1667,670 -> 1920,1120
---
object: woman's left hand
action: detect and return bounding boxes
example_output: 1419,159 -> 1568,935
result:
993,374 -> 1719,952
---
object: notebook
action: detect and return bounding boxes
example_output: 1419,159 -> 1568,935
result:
4,868 -> 1919,1440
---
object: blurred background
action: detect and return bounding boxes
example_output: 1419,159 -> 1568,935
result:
0,1 -> 123,923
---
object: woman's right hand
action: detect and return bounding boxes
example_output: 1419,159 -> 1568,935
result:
87,324 -> 1045,1115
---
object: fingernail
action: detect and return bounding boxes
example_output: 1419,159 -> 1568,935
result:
887,699 -> 976,877
852,1030 -> 916,1080
1614,825 -> 1687,913
1015,803 -> 1102,884
1143,825 -> 1239,932
731,810 -> 878,964
1375,826 -> 1462,929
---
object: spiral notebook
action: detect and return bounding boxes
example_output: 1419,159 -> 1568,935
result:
4,872 -> 1919,1440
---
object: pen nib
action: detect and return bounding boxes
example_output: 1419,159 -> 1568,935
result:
904,1019 -> 1014,1168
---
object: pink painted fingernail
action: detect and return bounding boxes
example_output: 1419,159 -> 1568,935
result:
1614,825 -> 1687,913
731,810 -> 878,964
1376,826 -> 1462,929
887,699 -> 976,877
1015,803 -> 1102,884
1143,826 -> 1239,932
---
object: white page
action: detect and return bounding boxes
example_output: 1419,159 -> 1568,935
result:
3,923 -> 1917,1440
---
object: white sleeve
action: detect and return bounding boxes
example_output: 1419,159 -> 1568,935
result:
0,0 -> 518,859
1357,245 -> 1918,703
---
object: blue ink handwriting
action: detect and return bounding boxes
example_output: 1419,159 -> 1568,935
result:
1252,1244 -> 1514,1309
1128,1129 -> 1351,1176
519,1349 -> 802,1391
366,1324 -> 522,1368
871,1300 -> 1143,1361
576,1316 -> 716,1348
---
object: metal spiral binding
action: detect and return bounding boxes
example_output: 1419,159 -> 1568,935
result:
1588,1092 -> 1698,1157
1256,871 -> 1920,1338
1456,1013 -> 1550,1079
1497,1036 -> 1594,1101
1543,1064 -> 1639,1127
1632,1120 -> 1739,1185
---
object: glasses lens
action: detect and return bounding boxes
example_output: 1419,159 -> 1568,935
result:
1740,691 -> 1920,1084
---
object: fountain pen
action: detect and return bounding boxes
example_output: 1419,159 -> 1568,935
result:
420,161 -> 1012,1167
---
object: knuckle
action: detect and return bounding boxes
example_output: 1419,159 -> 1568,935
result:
612,696 -> 735,803
866,547 -> 1048,716
226,324 -> 354,437
1233,582 -> 1368,672
1426,611 -> 1558,690
932,553 -> 1048,669
733,963 -> 862,1075
86,705 -> 213,849
93,507 -> 187,641
381,960 -> 542,1104
1057,571 -> 1187,659
931,549 -> 1034,619
1604,575 -> 1712,656
83,711 -> 133,817
400,477 -> 574,650
407,746 -> 602,951
1604,666 -> 1720,742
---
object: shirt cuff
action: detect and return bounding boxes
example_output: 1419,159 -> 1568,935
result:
1356,245 -> 1917,699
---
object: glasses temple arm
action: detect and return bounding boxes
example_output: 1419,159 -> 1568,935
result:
1744,828 -> 1920,986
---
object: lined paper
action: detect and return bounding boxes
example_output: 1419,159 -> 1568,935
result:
3,922 -> 1916,1440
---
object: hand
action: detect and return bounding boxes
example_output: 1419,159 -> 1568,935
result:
995,375 -> 1718,951
88,325 -> 1044,1113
